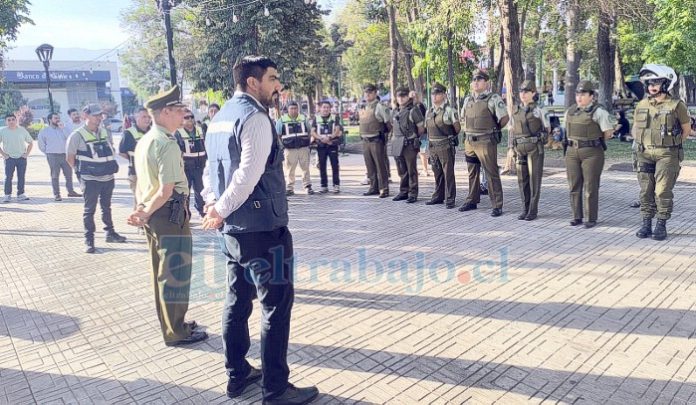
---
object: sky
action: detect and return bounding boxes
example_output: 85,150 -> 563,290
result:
9,0 -> 345,55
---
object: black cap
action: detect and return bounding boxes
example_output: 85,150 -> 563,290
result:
395,86 -> 410,96
431,83 -> 446,94
287,101 -> 299,107
363,83 -> 377,92
472,68 -> 490,81
145,85 -> 186,110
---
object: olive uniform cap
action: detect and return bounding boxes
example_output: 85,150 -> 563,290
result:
519,80 -> 537,92
575,80 -> 595,93
395,86 -> 410,96
145,85 -> 186,110
363,83 -> 377,92
472,69 -> 490,81
82,103 -> 103,116
431,83 -> 446,94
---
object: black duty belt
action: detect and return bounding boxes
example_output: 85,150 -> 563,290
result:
568,139 -> 602,148
643,144 -> 682,149
514,136 -> 541,145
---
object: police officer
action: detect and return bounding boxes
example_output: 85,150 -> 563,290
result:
311,100 -> 343,193
359,83 -> 391,198
119,106 -> 151,210
563,80 -> 615,228
66,104 -> 126,253
127,85 -> 207,347
459,69 -> 508,216
510,80 -> 550,221
174,108 -> 207,217
633,64 -> 692,240
424,83 -> 459,208
390,86 -> 426,203
276,101 -> 314,196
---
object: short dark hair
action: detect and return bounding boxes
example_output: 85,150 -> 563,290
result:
67,108 -> 77,115
319,100 -> 332,107
47,112 -> 59,121
209,103 -> 220,110
233,56 -> 278,91
134,106 -> 148,114
5,113 -> 16,119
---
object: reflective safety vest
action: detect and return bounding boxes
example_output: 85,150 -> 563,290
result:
566,103 -> 603,141
176,126 -> 206,159
633,98 -> 684,147
315,115 -> 341,147
75,127 -> 119,177
125,127 -> 146,159
280,114 -> 310,148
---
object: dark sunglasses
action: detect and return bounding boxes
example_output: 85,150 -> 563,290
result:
183,115 -> 194,119
646,79 -> 665,86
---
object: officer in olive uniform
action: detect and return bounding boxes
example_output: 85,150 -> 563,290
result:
633,64 -> 692,240
563,80 -> 615,228
127,85 -> 207,347
425,83 -> 460,208
359,83 -> 391,198
276,101 -> 314,195
460,69 -> 509,216
511,80 -> 550,221
174,108 -> 207,217
390,86 -> 425,203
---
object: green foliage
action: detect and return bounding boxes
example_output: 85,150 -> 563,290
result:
26,121 -> 45,139
0,0 -> 33,51
0,83 -> 26,117
643,0 -> 696,74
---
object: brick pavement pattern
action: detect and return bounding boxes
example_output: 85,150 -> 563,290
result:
1,144 -> 696,404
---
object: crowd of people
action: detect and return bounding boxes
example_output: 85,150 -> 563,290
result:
0,55 -> 693,405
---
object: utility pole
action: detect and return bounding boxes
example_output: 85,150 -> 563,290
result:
158,0 -> 177,86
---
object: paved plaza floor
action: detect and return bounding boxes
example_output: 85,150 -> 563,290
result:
1,145 -> 695,404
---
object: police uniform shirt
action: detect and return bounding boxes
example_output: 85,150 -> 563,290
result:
134,125 -> 189,212
366,99 -> 392,124
509,105 -> 550,137
66,127 -> 115,182
429,103 -> 459,125
460,92 -> 509,123
563,105 -> 615,134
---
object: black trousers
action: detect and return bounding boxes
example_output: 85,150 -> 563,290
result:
184,164 -> 205,216
4,157 -> 27,196
317,145 -> 340,187
220,226 -> 294,399
82,179 -> 115,242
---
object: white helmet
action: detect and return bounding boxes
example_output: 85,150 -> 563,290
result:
639,63 -> 677,92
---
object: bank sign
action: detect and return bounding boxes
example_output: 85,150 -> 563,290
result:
2,70 -> 110,83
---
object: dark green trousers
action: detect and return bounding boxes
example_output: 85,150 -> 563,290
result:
395,144 -> 419,198
565,145 -> 604,222
464,137 -> 503,209
515,141 -> 544,216
637,146 -> 682,220
144,204 -> 194,343
429,144 -> 456,204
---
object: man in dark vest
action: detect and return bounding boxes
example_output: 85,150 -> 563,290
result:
174,108 -> 207,217
425,83 -> 460,208
119,106 -> 151,210
633,64 -> 692,240
359,83 -> 391,198
563,80 -> 615,228
459,69 -> 508,216
390,86 -> 425,202
311,100 -> 343,193
202,56 -> 319,405
276,101 -> 314,196
66,104 -> 127,253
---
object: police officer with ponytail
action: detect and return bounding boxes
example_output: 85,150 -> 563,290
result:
510,80 -> 550,221
633,64 -> 692,240
174,108 -> 207,217
390,86 -> 425,203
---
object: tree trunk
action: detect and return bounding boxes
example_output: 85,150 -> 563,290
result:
394,25 -> 416,92
597,10 -> 615,112
498,0 -> 524,110
306,92 -> 315,117
406,2 -> 425,96
565,0 -> 582,107
486,6 -> 496,71
495,28 -> 505,95
614,44 -> 626,97
315,77 -> 323,107
524,7 -> 542,81
387,4 -> 399,107
446,27 -> 456,108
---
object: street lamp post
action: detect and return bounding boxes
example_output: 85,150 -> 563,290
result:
35,43 -> 55,113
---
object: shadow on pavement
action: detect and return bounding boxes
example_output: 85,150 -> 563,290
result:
0,306 -> 80,342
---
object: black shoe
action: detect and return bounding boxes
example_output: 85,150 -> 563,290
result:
584,221 -> 597,228
67,191 -> 82,197
517,212 -> 527,220
445,202 -> 456,209
184,320 -> 199,330
525,213 -> 537,221
570,219 -> 583,226
54,195 -> 62,201
458,202 -> 477,212
227,367 -> 263,398
652,219 -> 667,241
84,243 -> 95,254
263,384 -> 319,405
480,187 -> 489,195
629,201 -> 640,208
164,331 -> 209,347
286,190 -> 295,196
491,208 -> 502,217
105,232 -> 127,243
405,196 -> 417,203
392,194 -> 408,201
379,191 -> 390,198
425,199 -> 443,205
363,190 -> 379,196
305,186 -> 315,195
636,217 -> 652,238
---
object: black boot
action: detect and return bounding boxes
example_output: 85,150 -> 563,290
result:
652,219 -> 667,241
635,217 -> 652,239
